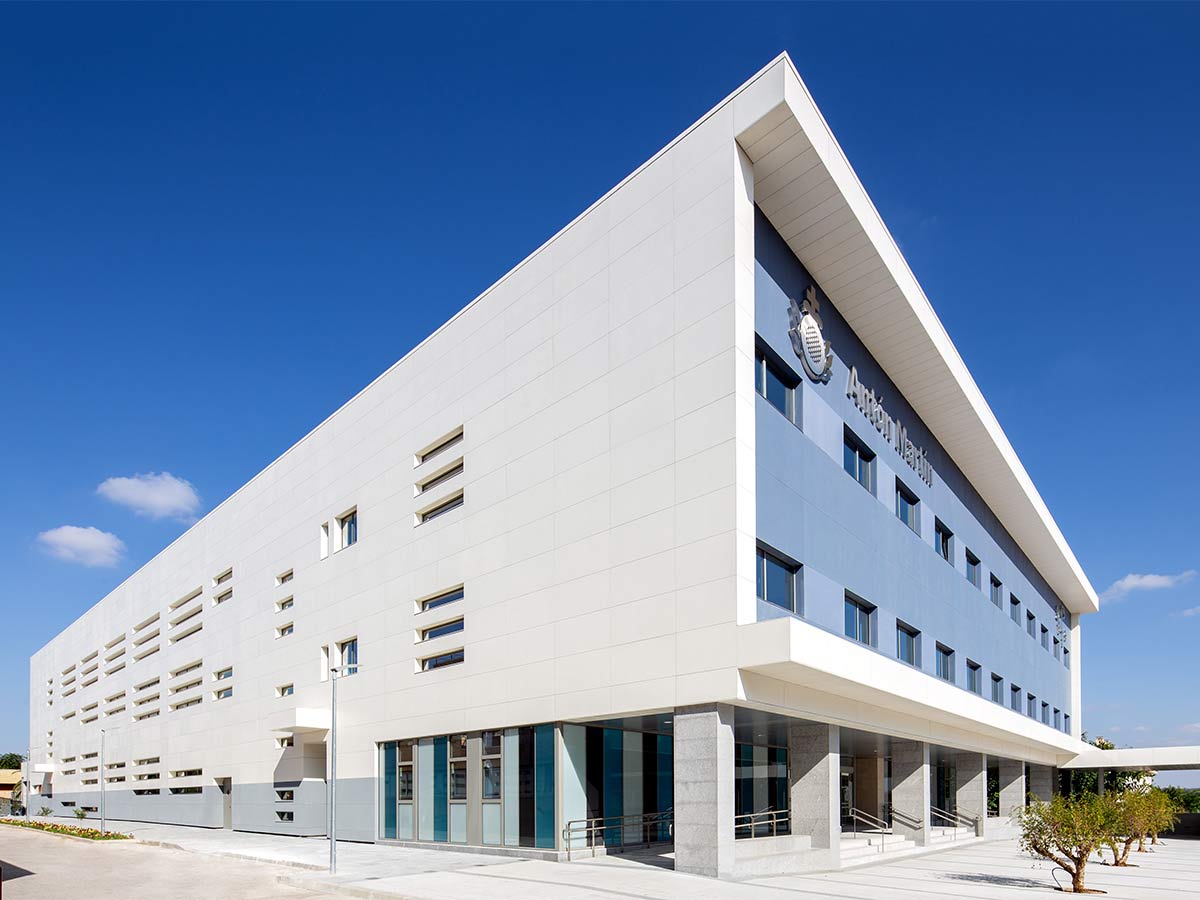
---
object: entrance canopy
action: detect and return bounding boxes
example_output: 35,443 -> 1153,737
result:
1061,745 -> 1200,772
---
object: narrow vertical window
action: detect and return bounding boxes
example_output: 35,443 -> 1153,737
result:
935,644 -> 954,683
965,550 -> 981,588
755,546 -> 799,614
967,660 -> 981,694
844,594 -> 874,646
896,623 -> 919,666
755,349 -> 797,423
895,480 -> 920,534
339,638 -> 358,676
843,428 -> 875,494
935,520 -> 953,563
991,674 -> 1004,704
339,510 -> 358,549
990,575 -> 1004,608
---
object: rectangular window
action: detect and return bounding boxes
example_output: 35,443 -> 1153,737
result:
417,427 -> 463,466
1063,647 -> 1070,669
277,596 -> 294,613
895,480 -> 920,534
276,810 -> 294,822
481,730 -> 502,801
1053,636 -> 1061,659
449,734 -> 467,801
755,546 -> 798,613
1027,611 -> 1037,638
276,789 -> 294,801
213,568 -> 233,587
276,736 -> 295,749
935,644 -> 954,683
967,660 -> 982,694
214,687 -> 233,701
1010,685 -> 1022,712
214,667 -> 232,681
934,520 -> 953,563
1041,625 -> 1050,650
965,550 -> 981,588
991,674 -> 1004,704
276,569 -> 294,586
1010,597 -> 1021,625
320,522 -> 330,559
213,588 -> 233,606
844,594 -> 874,646
843,428 -> 875,494
1064,713 -> 1071,733
421,618 -> 464,642
1027,694 -> 1037,718
339,509 -> 358,549
990,575 -> 1004,608
421,649 -> 464,671
419,491 -> 464,524
896,623 -> 919,666
417,461 -> 464,495
276,622 -> 294,639
1054,708 -> 1062,730
277,684 -> 294,697
755,349 -> 796,422
339,638 -> 358,675
1041,701 -> 1050,725
420,586 -> 464,613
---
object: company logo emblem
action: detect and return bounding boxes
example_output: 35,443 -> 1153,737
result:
788,285 -> 833,382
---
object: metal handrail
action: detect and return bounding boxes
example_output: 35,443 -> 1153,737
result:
846,807 -> 891,852
930,804 -> 979,836
562,810 -> 673,861
733,807 -> 790,840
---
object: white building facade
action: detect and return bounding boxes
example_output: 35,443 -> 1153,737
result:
29,54 -> 1100,877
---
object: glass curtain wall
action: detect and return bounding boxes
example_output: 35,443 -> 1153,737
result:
734,741 -> 789,838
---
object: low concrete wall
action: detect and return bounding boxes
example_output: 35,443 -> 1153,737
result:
1166,813 -> 1200,838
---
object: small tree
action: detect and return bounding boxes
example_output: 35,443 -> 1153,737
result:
37,806 -> 52,817
0,752 -> 26,769
73,807 -> 88,820
1144,788 -> 1179,848
1016,793 -> 1113,893
1102,790 -> 1148,866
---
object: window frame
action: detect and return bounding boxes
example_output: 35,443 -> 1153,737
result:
843,593 -> 875,647
966,660 -> 982,694
754,346 -> 798,424
895,622 -> 920,667
843,428 -> 876,495
935,644 -> 955,683
935,519 -> 953,564
895,479 -> 920,534
965,550 -> 981,589
755,544 -> 800,615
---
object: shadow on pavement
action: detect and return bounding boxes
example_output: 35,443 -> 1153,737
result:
941,872 -> 1049,888
1,859 -> 36,881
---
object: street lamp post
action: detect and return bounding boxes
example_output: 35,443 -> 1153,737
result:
100,729 -> 106,834
24,746 -> 31,821
328,665 -> 341,875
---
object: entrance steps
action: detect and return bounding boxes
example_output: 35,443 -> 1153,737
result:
839,831 -> 914,865
929,825 -> 976,845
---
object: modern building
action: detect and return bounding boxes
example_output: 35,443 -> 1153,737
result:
28,53 -> 1110,876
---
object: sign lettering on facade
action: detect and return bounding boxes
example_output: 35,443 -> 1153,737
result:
846,366 -> 934,487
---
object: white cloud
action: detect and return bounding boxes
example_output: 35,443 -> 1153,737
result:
96,472 -> 201,521
1099,570 -> 1196,603
1180,607 -> 1200,618
37,525 -> 125,567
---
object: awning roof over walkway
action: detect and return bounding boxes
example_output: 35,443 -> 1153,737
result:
1061,746 -> 1200,772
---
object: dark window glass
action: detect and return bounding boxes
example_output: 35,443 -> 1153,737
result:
896,624 -> 918,665
844,595 -> 873,645
967,661 -> 982,694
966,551 -> 981,588
936,645 -> 954,683
756,352 -> 796,422
756,547 -> 797,613
422,619 -> 464,641
1010,597 -> 1021,625
895,481 -> 920,533
935,520 -> 953,563
991,674 -> 1004,703
1027,611 -> 1037,638
990,576 -> 1004,608
1041,625 -> 1049,650
342,511 -> 357,547
843,429 -> 875,493
1011,685 -> 1022,711
422,587 -> 464,612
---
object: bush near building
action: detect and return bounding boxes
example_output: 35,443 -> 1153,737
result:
0,817 -> 131,840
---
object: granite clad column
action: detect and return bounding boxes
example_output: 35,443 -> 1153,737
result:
998,758 -> 1026,816
673,704 -> 735,878
788,722 -> 841,868
1028,764 -> 1054,802
954,751 -> 987,836
890,740 -> 930,846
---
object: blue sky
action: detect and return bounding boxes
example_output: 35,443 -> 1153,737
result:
2,3 -> 1198,782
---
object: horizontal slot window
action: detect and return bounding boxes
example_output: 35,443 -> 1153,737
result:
421,618 -> 464,642
416,427 -> 463,466
419,586 -> 464,614
417,490 -> 464,524
420,649 -> 464,672
416,460 -> 464,495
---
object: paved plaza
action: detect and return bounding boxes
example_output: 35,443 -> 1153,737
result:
2,820 -> 1198,899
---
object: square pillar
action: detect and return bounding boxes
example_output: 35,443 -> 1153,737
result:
788,722 -> 840,867
998,758 -> 1025,816
890,739 -> 929,846
1097,768 -> 1106,796
673,704 -> 735,878
1028,764 -> 1054,802
954,751 -> 987,836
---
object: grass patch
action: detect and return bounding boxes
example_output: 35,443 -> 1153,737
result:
0,817 -> 132,840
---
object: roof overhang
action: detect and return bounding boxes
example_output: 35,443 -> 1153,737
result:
267,707 -> 331,735
1061,746 -> 1200,772
739,617 -> 1088,765
731,55 -> 1098,615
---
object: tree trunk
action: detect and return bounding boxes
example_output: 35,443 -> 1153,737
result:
1071,860 -> 1087,894
1137,835 -> 1146,852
